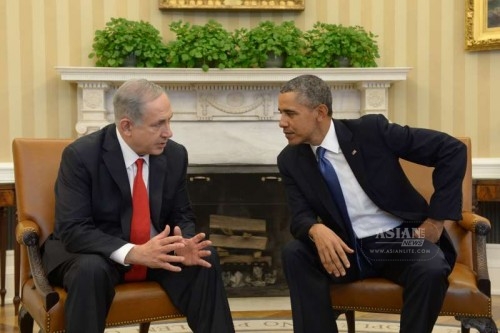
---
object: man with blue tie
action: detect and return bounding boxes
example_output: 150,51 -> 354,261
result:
277,74 -> 466,333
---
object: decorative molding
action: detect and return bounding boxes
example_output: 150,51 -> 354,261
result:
471,158 -> 500,179
158,0 -> 305,11
0,163 -> 15,184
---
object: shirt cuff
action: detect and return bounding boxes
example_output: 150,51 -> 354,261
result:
110,243 -> 135,266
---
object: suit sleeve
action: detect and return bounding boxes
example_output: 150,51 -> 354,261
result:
54,145 -> 128,256
374,115 -> 467,221
277,150 -> 322,242
165,146 -> 196,238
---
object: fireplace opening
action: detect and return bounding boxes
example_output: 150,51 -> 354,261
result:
187,166 -> 292,297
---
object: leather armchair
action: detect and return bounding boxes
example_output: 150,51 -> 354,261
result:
330,137 -> 498,333
12,138 -> 184,333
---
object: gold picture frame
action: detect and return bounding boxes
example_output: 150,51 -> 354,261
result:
465,0 -> 500,51
159,0 -> 304,11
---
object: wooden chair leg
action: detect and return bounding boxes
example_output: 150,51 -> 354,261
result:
18,306 -> 35,333
345,310 -> 355,333
460,317 -> 498,333
139,322 -> 151,333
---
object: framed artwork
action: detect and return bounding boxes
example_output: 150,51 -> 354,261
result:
158,0 -> 304,11
465,0 -> 500,51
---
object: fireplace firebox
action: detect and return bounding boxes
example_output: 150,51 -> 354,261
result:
187,165 -> 292,297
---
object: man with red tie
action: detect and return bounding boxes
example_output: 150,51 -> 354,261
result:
41,79 -> 235,333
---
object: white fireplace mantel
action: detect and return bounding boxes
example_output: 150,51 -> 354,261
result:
56,67 -> 410,165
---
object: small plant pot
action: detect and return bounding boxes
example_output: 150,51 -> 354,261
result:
265,52 -> 284,68
123,53 -> 137,67
336,56 -> 351,67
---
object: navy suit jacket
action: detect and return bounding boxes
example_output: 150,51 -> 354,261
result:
277,114 -> 467,276
42,124 -> 196,275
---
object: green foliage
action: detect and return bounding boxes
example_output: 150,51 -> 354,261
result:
88,18 -> 380,70
303,22 -> 380,68
88,17 -> 168,67
166,20 -> 237,72
233,21 -> 307,68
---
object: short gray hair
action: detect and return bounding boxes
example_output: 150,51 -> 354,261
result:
280,75 -> 333,116
113,79 -> 165,124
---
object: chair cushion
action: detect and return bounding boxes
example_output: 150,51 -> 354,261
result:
330,263 -> 491,317
21,279 -> 183,332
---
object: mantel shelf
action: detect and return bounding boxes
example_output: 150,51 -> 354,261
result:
56,67 -> 411,84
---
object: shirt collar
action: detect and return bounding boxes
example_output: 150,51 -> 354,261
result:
116,127 -> 149,169
311,119 -> 340,156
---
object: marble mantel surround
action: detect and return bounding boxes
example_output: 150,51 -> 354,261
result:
55,67 -> 410,166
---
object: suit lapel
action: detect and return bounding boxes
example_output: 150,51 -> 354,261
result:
102,126 -> 134,239
149,153 -> 167,232
334,119 -> 367,188
297,146 -> 332,211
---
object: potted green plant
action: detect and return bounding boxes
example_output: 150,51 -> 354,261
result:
166,20 -> 237,72
303,22 -> 380,68
88,17 -> 168,67
234,21 -> 306,68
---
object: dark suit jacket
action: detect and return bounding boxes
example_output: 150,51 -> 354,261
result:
43,124 -> 196,275
277,114 -> 467,277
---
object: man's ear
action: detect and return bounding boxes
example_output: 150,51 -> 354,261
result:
119,118 -> 133,136
316,104 -> 330,120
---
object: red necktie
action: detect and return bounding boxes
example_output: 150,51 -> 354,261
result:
124,158 -> 151,281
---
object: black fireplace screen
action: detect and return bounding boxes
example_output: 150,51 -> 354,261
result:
187,168 -> 292,297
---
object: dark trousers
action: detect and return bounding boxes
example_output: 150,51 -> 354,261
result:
282,233 -> 452,333
48,246 -> 234,333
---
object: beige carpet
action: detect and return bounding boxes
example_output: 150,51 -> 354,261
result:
104,319 -> 465,333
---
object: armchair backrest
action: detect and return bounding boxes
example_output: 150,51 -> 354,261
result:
399,137 -> 473,267
13,138 -> 73,244
12,138 -> 73,282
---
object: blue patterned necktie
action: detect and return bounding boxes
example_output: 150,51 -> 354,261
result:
316,146 -> 355,243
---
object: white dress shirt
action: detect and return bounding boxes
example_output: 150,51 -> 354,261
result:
312,120 -> 402,238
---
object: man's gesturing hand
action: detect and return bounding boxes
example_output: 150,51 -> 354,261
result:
173,226 -> 213,268
125,225 -> 186,272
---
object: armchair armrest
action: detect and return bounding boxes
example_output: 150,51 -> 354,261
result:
15,219 -> 60,311
458,212 -> 491,296
458,212 -> 491,235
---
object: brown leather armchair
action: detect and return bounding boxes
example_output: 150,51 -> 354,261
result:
330,137 -> 498,333
12,138 -> 184,333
